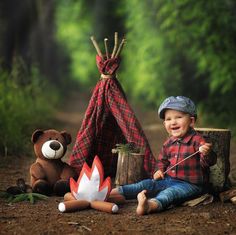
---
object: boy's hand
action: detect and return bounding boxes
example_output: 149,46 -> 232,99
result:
153,170 -> 164,180
199,142 -> 212,156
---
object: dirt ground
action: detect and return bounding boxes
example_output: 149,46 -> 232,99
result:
0,92 -> 236,235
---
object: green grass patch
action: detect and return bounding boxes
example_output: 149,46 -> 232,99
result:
0,68 -> 59,157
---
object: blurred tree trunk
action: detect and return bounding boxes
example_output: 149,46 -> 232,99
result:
0,0 -> 68,86
31,0 -> 66,83
0,0 -> 36,71
92,0 -> 124,43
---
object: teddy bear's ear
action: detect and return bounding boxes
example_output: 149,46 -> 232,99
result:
61,131 -> 72,145
31,129 -> 44,143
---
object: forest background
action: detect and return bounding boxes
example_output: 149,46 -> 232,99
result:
1,0 -> 236,157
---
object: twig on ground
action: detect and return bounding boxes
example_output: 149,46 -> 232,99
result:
81,225 -> 92,231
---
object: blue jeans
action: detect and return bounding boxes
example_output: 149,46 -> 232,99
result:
118,176 -> 202,211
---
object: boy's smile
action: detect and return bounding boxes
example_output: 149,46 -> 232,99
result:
163,109 -> 195,138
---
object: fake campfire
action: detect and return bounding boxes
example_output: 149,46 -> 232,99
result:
70,155 -> 111,202
58,156 -> 122,213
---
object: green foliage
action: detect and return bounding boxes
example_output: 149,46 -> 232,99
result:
55,0 -> 97,87
112,143 -> 143,154
117,0 -> 196,109
118,0 -> 167,106
0,58 -> 58,156
0,191 -> 48,204
154,0 -> 236,92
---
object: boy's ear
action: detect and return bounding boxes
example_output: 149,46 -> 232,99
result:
190,117 -> 195,127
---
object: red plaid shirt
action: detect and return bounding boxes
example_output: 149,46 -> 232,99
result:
157,128 -> 217,185
70,56 -> 158,178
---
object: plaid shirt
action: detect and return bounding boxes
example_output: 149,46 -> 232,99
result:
157,128 -> 217,185
70,56 -> 158,178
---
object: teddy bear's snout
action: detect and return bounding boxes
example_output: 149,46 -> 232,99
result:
41,140 -> 64,159
49,141 -> 61,151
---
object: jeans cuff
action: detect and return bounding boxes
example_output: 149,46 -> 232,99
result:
117,186 -> 124,195
149,198 -> 163,211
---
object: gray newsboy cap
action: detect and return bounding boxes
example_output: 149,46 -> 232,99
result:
158,96 -> 197,119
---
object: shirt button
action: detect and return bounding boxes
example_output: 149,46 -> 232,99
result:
175,155 -> 177,158
172,170 -> 175,173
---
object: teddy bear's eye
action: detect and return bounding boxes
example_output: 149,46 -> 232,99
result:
49,138 -> 52,140
55,138 -> 58,140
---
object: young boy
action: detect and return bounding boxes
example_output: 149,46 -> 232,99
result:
110,96 -> 217,215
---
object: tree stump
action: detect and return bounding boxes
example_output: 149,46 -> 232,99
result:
195,128 -> 231,192
115,152 -> 144,186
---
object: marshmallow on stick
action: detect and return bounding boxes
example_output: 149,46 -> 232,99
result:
59,156 -> 116,213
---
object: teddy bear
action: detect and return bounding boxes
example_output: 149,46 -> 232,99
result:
30,129 -> 78,196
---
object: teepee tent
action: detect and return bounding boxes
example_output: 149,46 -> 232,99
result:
69,34 -> 158,178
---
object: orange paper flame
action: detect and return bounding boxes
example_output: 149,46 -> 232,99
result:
70,156 -> 111,202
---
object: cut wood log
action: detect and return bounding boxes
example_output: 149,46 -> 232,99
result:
115,152 -> 144,186
230,196 -> 236,204
219,188 -> 236,202
195,128 -> 231,192
182,194 -> 214,207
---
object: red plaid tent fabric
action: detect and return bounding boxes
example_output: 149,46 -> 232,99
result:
69,56 -> 158,178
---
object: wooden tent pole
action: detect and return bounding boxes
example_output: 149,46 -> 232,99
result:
111,32 -> 118,58
104,38 -> 109,59
115,38 -> 126,58
90,36 -> 104,60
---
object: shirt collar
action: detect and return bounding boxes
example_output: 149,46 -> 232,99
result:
169,128 -> 196,144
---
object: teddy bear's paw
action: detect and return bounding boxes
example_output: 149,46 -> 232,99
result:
33,180 -> 51,196
53,180 -> 70,196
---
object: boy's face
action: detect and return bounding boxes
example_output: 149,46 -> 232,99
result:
163,109 -> 195,138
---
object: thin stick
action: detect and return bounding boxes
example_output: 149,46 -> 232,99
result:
104,38 -> 109,59
115,38 -> 126,57
90,36 -> 103,59
163,150 -> 200,174
111,32 -> 118,58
